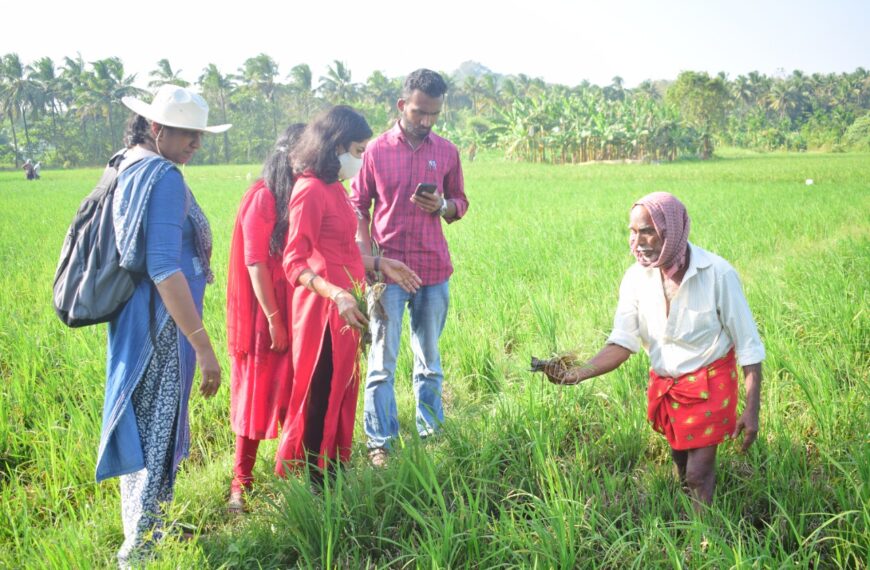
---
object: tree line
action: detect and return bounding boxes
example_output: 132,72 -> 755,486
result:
1,53 -> 868,169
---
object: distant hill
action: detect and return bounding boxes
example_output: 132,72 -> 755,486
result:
449,61 -> 672,91
452,61 -> 500,82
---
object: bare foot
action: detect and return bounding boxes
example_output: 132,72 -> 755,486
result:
368,447 -> 388,468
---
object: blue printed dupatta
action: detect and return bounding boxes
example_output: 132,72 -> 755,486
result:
96,155 -> 206,482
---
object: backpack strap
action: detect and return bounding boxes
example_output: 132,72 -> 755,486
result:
107,148 -> 128,170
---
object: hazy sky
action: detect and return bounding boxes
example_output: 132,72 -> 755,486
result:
4,0 -> 868,88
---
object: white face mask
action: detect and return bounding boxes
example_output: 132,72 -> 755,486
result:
338,152 -> 363,180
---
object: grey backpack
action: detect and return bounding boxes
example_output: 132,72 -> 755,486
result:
53,151 -> 142,327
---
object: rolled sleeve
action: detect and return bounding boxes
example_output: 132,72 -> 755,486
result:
606,271 -> 641,353
717,269 -> 766,366
283,183 -> 323,287
443,147 -> 468,223
145,169 -> 186,284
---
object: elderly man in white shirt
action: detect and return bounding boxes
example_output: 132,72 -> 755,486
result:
543,192 -> 764,508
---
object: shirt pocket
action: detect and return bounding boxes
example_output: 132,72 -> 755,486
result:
678,308 -> 721,345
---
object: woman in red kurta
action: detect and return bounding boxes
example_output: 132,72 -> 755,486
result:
275,106 -> 421,478
226,124 -> 305,509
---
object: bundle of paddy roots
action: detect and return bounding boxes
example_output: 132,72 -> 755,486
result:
341,267 -> 389,347
363,282 -> 387,346
529,351 -> 583,374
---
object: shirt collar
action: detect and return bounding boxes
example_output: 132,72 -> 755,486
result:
389,120 -> 431,147
387,120 -> 403,140
681,242 -> 711,282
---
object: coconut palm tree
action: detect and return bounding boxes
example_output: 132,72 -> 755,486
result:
605,75 -> 625,101
238,53 -> 281,138
58,54 -> 86,108
635,80 -> 660,101
514,74 -> 532,98
25,57 -> 67,161
198,63 -> 234,162
478,73 -> 499,113
288,63 -> 312,94
767,81 -> 795,121
286,63 -> 318,119
29,57 -> 60,113
854,67 -> 870,108
439,71 -> 460,122
499,77 -> 517,101
148,59 -> 190,89
731,75 -> 753,107
462,75 -> 482,115
746,71 -> 770,108
363,70 -> 399,112
86,57 -> 143,152
58,54 -> 109,162
0,53 -> 40,165
318,60 -> 357,103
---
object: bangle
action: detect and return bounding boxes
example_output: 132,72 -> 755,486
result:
187,326 -> 206,338
304,273 -> 318,290
373,256 -> 381,272
330,289 -> 345,303
265,308 -> 279,320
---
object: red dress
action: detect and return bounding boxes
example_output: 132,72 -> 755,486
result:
226,180 -> 294,440
276,174 -> 365,472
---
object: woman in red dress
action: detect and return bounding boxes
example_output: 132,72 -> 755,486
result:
226,124 -> 305,510
276,106 -> 421,479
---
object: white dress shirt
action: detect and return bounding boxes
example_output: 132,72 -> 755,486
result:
607,243 -> 765,378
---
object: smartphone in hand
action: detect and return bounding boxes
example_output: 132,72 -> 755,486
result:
414,183 -> 437,196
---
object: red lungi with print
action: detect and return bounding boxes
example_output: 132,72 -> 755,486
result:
646,350 -> 738,450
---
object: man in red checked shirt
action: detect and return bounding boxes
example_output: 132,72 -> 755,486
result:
350,69 -> 469,465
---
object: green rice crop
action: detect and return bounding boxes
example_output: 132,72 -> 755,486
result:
1,151 -> 867,568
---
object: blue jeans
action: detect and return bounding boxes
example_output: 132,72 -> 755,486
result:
364,280 -> 449,450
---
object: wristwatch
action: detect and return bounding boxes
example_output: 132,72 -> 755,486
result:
437,197 -> 449,217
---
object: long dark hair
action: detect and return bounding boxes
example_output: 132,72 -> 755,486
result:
124,114 -> 153,147
263,123 -> 306,255
291,105 -> 372,184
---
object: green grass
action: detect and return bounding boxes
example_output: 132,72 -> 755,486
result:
1,152 -> 868,568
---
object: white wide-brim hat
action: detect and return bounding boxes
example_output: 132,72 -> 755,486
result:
122,84 -> 231,133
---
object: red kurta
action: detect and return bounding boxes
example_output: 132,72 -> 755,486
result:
276,174 -> 365,473
226,180 -> 294,440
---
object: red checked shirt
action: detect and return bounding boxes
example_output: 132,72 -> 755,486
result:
350,122 -> 469,286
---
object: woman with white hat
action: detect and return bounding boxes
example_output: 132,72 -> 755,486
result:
94,84 -> 230,567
